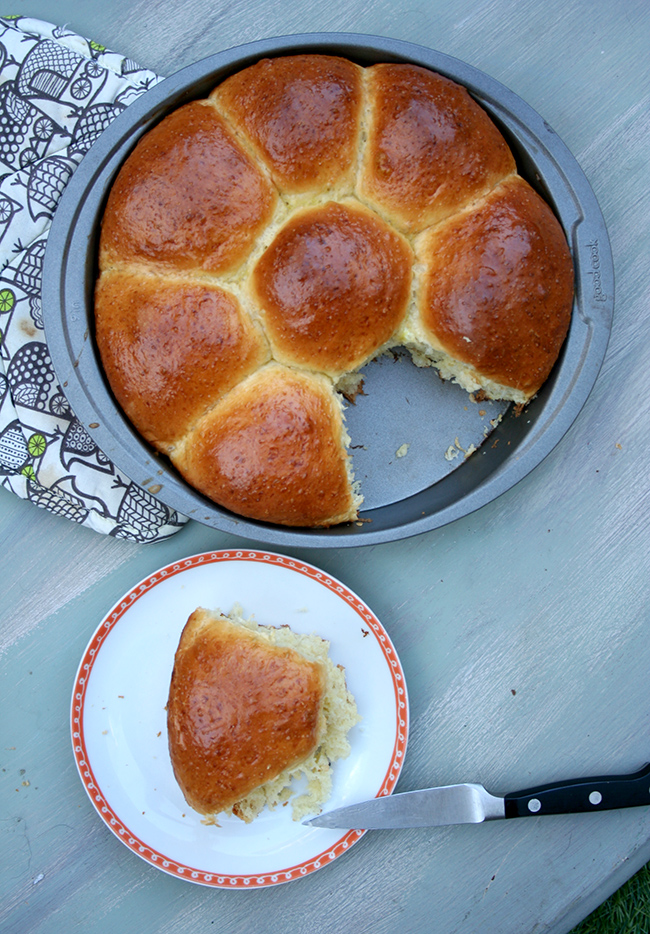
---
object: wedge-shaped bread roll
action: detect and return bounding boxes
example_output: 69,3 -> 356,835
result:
173,365 -> 361,527
211,54 -> 364,196
167,606 -> 360,822
99,100 -> 277,274
407,175 -> 575,403
358,63 -> 516,233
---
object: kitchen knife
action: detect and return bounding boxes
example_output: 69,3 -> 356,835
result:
304,762 -> 650,829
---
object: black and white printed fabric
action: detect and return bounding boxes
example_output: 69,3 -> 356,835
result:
0,15 -> 187,541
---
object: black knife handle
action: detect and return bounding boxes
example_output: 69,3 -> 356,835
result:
504,762 -> 650,818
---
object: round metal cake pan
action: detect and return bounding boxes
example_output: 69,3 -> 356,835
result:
42,33 -> 614,548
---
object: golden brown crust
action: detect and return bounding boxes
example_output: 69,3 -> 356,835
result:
167,608 -> 326,816
172,365 -> 358,527
415,175 -> 575,398
95,54 -> 575,527
212,54 -> 364,194
251,200 -> 413,377
99,101 -> 277,274
359,63 -> 516,233
95,271 -> 270,451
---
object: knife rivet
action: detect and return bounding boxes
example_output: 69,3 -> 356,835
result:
528,798 -> 541,813
589,791 -> 602,805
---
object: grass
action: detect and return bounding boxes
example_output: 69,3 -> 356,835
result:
570,861 -> 650,934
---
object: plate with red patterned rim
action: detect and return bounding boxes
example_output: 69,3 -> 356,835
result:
71,549 -> 409,888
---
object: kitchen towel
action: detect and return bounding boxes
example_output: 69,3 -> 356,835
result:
0,14 -> 187,541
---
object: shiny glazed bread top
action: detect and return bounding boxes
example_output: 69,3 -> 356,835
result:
95,54 -> 574,527
166,607 -> 327,816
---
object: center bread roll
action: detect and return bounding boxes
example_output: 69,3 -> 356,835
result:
251,199 -> 413,379
167,606 -> 360,823
95,53 -> 575,528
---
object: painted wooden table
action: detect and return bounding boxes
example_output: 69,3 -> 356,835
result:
1,1 -> 648,932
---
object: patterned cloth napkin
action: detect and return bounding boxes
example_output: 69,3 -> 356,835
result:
0,15 -> 187,541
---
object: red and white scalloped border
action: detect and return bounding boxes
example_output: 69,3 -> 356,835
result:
71,549 -> 409,888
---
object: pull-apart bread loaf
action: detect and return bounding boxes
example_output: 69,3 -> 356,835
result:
96,55 -> 574,527
167,606 -> 360,823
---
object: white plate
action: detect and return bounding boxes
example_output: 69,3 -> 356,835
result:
71,549 -> 409,888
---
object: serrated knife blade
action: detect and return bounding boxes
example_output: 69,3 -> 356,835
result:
304,762 -> 650,830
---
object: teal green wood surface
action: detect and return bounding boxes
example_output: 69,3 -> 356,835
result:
1,2 -> 649,932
